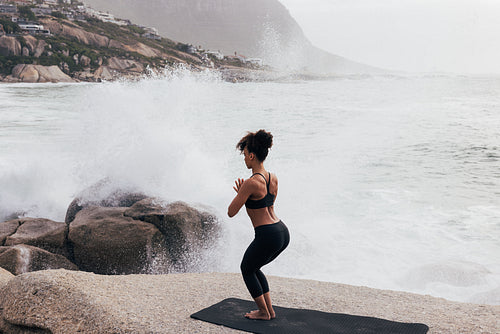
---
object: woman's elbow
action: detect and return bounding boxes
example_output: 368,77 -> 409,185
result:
227,206 -> 238,218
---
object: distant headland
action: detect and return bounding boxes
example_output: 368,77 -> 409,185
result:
0,0 -> 266,83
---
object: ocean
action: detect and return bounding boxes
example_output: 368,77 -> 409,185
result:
1,70 -> 499,305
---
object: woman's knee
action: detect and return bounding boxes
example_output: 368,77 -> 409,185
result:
240,261 -> 250,275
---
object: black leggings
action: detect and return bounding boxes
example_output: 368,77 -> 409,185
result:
240,221 -> 290,298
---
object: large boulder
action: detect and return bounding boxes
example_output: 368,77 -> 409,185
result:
40,18 -> 109,48
107,57 -> 144,73
93,65 -> 114,81
0,220 -> 20,245
9,64 -> 74,83
22,35 -> 47,57
0,245 -> 78,275
0,36 -> 21,56
64,182 -> 148,224
11,64 -> 39,82
68,206 -> 167,274
124,199 -> 219,269
4,218 -> 68,257
0,267 -> 13,288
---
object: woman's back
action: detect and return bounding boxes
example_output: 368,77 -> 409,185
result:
245,172 -> 279,227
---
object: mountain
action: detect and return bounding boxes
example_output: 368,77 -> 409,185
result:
82,0 -> 380,74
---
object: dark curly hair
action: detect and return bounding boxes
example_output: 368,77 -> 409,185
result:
237,129 -> 273,162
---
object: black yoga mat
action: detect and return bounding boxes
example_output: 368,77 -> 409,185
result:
191,298 -> 429,334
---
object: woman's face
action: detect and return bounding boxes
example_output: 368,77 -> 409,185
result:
243,147 -> 252,169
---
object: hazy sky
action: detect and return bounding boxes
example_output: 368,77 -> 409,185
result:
279,0 -> 500,74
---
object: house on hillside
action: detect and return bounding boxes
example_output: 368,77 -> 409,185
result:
0,4 -> 16,14
10,0 -> 32,4
186,44 -> 197,54
32,7 -> 52,16
18,22 -> 50,35
206,50 -> 224,60
142,26 -> 161,40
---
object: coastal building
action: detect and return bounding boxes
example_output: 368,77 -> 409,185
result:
206,50 -> 224,60
0,4 -> 17,14
42,0 -> 71,4
18,22 -> 50,35
10,0 -> 33,4
85,7 -> 129,26
32,7 -> 52,16
186,44 -> 197,54
142,27 -> 161,40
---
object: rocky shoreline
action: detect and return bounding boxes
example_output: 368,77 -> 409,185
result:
0,190 -> 498,333
0,270 -> 497,333
0,16 -> 263,84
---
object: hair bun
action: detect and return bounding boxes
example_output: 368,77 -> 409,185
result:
255,129 -> 273,149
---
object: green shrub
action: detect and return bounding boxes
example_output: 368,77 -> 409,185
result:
18,6 -> 37,22
0,19 -> 21,34
51,11 -> 67,19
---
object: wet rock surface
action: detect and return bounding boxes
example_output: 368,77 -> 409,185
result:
1,191 -> 220,276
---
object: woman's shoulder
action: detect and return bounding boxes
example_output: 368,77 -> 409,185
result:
269,172 -> 278,186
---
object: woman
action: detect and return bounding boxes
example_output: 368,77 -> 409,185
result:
228,129 -> 290,320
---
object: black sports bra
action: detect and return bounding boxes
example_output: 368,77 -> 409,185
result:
245,172 -> 275,209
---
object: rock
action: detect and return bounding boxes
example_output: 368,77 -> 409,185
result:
36,65 -> 74,83
0,267 -> 13,288
124,199 -> 219,268
124,42 -> 162,58
65,185 -> 148,224
21,46 -> 29,57
34,40 -> 47,57
41,18 -> 110,48
60,61 -> 70,73
0,270 -> 139,333
107,57 -> 144,73
16,64 -> 39,82
3,218 -> 68,257
9,64 -> 74,83
68,206 -> 167,274
108,39 -> 125,49
1,270 -> 500,334
22,35 -> 37,53
93,65 -> 114,81
0,220 -> 20,246
0,245 -> 78,275
80,54 -> 91,67
0,36 -> 21,56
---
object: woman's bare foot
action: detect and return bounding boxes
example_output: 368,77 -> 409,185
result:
245,309 -> 271,320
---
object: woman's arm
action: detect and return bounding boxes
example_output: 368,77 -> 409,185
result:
228,178 -> 255,217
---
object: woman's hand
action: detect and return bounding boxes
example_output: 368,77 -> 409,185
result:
233,178 -> 245,193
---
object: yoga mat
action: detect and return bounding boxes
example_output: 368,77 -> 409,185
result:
191,298 -> 429,334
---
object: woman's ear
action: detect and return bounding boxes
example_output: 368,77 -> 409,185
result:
249,152 -> 255,160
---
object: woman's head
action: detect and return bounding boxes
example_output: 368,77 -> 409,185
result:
237,129 -> 273,162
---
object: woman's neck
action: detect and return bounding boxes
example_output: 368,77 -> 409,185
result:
252,164 -> 266,175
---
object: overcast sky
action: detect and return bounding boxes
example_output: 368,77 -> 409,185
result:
279,0 -> 500,74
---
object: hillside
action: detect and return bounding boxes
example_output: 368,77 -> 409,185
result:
82,0 -> 381,74
0,7 -> 256,83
